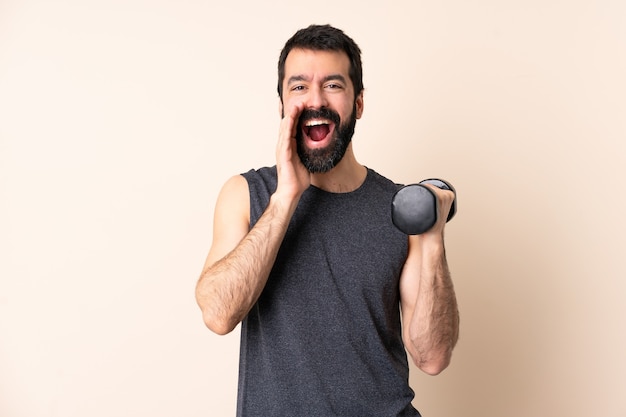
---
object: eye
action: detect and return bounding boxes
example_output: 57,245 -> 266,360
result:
291,85 -> 306,92
325,83 -> 343,90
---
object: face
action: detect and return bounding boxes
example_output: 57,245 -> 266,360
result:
281,49 -> 364,173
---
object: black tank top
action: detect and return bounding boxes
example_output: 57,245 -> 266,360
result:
237,166 -> 421,417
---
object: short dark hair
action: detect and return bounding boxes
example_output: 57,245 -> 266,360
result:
277,24 -> 363,101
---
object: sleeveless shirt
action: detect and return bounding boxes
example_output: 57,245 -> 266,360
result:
237,166 -> 421,417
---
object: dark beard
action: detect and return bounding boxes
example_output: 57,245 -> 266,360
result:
295,105 -> 357,173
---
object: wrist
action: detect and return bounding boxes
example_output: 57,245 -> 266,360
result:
269,190 -> 301,218
417,232 -> 446,258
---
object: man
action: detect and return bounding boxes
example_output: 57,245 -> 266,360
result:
195,24 -> 459,416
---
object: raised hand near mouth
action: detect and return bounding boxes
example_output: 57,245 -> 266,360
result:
275,101 -> 311,202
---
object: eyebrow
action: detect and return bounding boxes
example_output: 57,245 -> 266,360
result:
287,74 -> 348,86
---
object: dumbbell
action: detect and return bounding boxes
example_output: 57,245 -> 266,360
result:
391,179 -> 457,235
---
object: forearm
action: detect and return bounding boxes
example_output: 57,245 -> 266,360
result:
408,235 -> 459,374
196,193 -> 297,335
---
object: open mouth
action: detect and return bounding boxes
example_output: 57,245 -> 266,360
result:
302,119 -> 334,142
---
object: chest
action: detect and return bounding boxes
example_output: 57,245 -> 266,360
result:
268,188 -> 408,309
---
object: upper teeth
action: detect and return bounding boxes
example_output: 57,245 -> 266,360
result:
305,119 -> 329,127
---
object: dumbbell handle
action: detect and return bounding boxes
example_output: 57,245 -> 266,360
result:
391,178 -> 457,235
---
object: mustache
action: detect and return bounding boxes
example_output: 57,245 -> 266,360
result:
298,107 -> 341,127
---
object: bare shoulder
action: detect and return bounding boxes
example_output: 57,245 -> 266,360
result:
215,174 -> 250,229
203,174 -> 250,270
218,174 -> 250,206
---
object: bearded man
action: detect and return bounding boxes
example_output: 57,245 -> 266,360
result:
195,24 -> 459,417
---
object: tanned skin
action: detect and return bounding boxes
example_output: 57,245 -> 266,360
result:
195,48 -> 459,375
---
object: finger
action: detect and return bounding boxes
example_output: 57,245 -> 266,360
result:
277,102 -> 304,161
427,186 -> 455,222
282,102 -> 304,139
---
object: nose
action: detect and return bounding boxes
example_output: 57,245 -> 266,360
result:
306,85 -> 327,109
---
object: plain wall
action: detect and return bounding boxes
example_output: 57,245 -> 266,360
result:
1,1 -> 625,416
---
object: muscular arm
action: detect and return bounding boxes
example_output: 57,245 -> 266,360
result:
400,189 -> 460,375
195,176 -> 300,335
195,101 -> 309,335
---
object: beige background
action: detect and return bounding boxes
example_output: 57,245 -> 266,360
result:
1,0 -> 625,416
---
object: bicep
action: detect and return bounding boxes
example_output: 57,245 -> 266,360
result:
202,175 -> 250,271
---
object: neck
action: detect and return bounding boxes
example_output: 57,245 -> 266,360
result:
309,145 -> 366,193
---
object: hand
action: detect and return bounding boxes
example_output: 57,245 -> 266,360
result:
420,184 -> 455,237
275,102 -> 310,201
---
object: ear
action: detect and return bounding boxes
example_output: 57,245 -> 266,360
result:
278,98 -> 284,118
355,90 -> 364,119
